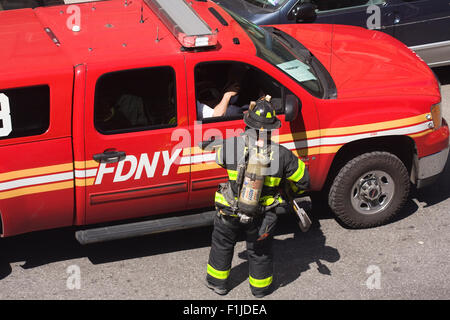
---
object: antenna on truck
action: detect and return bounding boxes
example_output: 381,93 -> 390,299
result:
140,2 -> 145,23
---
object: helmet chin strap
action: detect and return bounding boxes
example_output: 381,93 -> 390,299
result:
244,127 -> 272,149
257,129 -> 271,148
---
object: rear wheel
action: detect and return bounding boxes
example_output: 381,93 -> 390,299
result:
328,151 -> 410,228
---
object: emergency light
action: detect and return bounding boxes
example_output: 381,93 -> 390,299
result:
144,0 -> 218,48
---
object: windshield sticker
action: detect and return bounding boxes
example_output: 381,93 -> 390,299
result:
276,60 -> 316,82
267,0 -> 279,5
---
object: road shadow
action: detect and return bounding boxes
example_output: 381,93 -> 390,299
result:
226,214 -> 340,293
0,206 -> 339,285
0,223 -> 214,280
433,66 -> 450,85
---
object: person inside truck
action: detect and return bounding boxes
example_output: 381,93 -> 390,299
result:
95,92 -> 150,132
196,83 -> 242,120
94,67 -> 177,133
196,64 -> 250,120
196,62 -> 288,121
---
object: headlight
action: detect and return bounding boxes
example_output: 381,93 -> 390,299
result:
431,102 -> 442,129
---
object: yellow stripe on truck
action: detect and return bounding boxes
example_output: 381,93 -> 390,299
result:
0,163 -> 73,182
0,181 -> 73,200
321,113 -> 430,137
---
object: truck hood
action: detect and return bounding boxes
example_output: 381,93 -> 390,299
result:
272,24 -> 440,99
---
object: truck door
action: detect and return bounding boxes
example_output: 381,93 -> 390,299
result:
83,57 -> 189,225
185,56 -> 320,209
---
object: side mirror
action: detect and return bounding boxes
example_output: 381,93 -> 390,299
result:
284,94 -> 300,122
288,3 -> 317,23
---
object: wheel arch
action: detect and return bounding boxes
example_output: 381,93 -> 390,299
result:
322,135 -> 417,193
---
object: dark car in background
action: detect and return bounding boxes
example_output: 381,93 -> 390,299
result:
213,0 -> 450,67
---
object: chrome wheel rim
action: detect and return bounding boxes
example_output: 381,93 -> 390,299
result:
350,170 -> 395,215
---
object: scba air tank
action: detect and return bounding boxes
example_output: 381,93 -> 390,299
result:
238,151 -> 269,215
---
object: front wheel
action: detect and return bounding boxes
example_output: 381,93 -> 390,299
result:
328,151 -> 410,228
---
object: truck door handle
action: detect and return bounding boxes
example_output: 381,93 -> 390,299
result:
93,150 -> 126,163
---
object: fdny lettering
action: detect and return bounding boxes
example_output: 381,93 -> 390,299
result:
95,149 -> 182,185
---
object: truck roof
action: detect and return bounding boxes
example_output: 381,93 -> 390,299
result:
0,0 -> 255,82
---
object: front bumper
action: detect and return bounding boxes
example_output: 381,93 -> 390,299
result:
416,147 -> 449,188
414,118 -> 449,188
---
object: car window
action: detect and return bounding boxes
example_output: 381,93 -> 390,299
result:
306,0 -> 384,12
94,67 -> 177,134
0,85 -> 50,140
195,61 -> 292,123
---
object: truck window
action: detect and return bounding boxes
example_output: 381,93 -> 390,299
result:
0,85 -> 50,140
223,7 -> 324,98
94,66 -> 177,134
195,61 -> 286,123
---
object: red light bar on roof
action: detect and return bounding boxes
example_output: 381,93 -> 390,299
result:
144,0 -> 217,48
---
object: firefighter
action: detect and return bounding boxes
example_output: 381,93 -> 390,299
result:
205,96 -> 310,298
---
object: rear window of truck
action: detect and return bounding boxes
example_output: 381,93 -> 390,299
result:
94,66 -> 177,134
0,85 -> 50,140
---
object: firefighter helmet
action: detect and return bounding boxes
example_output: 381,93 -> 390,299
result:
244,95 -> 281,130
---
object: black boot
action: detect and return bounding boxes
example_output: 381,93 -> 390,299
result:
205,278 -> 229,296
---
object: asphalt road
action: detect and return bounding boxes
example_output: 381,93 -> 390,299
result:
0,68 -> 449,301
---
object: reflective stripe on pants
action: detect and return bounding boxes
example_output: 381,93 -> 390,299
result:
206,212 -> 274,295
249,275 -> 273,288
207,264 -> 230,280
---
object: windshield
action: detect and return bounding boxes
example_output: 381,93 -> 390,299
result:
224,8 -> 323,98
243,0 -> 289,9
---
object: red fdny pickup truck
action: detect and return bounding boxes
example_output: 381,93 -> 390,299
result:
0,0 -> 448,244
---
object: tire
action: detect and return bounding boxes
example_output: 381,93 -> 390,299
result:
328,151 -> 410,228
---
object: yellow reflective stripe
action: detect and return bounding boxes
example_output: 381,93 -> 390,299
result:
260,196 -> 275,206
219,210 -> 238,218
260,195 -> 283,206
288,159 -> 305,183
227,169 -> 238,181
0,163 -> 73,182
215,192 -> 231,207
249,275 -> 273,288
0,181 -> 73,200
217,146 -> 222,165
207,264 -> 230,280
264,176 -> 281,187
290,180 -> 299,193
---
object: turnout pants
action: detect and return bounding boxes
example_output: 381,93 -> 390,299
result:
206,211 -> 275,296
